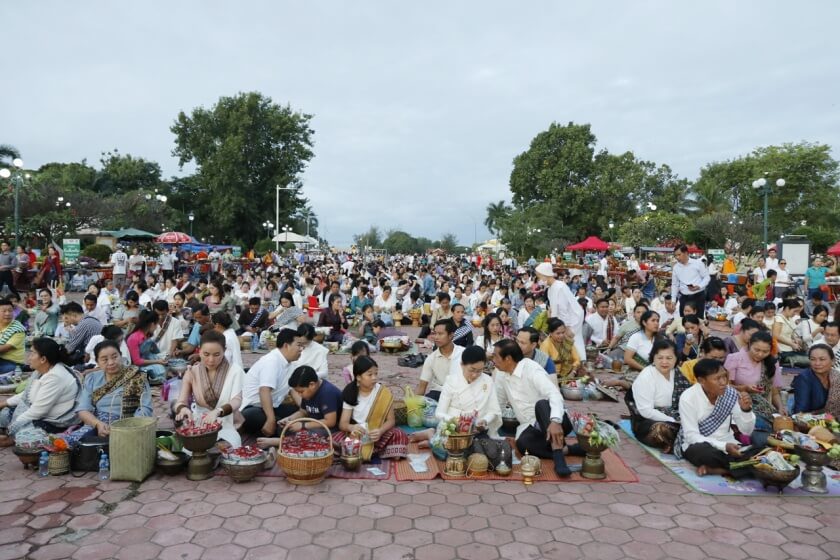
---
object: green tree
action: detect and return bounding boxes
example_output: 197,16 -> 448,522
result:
97,149 -> 164,194
383,230 -> 419,254
484,200 -> 510,237
171,92 -> 315,246
354,226 -> 382,250
685,212 -> 762,255
0,144 -> 20,167
438,233 -> 459,253
616,212 -> 691,248
687,181 -> 732,216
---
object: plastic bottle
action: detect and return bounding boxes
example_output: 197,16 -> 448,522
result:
98,454 -> 110,481
251,332 -> 259,352
38,452 -> 49,477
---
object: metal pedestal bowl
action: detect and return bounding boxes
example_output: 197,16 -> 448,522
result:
577,436 -> 608,480
177,428 -> 221,481
751,464 -> 801,494
794,444 -> 829,494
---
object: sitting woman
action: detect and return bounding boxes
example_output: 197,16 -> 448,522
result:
0,339 -> 80,447
357,305 -> 383,346
256,366 -> 344,449
451,304 -> 474,347
318,294 -> 348,343
410,346 -> 502,445
112,290 -> 140,335
723,318 -> 762,355
773,298 -> 805,363
174,331 -> 244,448
373,285 -> 398,326
625,339 -> 691,452
791,343 -> 840,416
799,304 -> 829,348
496,307 -> 515,339
0,298 -> 26,376
676,315 -> 705,363
475,313 -> 504,355
33,289 -> 60,338
125,309 -> 168,384
624,310 -> 661,372
675,358 -> 758,478
65,340 -> 153,445
680,336 -> 728,384
212,311 -> 243,370
334,356 -> 407,461
268,292 -> 307,333
517,295 -> 542,330
540,318 -> 581,380
723,330 -> 784,434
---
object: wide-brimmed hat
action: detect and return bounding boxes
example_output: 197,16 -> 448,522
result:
535,262 -> 555,277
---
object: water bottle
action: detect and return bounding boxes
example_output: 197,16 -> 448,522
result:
98,454 -> 110,481
38,452 -> 49,477
251,332 -> 259,352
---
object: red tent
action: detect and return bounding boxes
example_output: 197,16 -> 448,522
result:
827,241 -> 840,256
686,244 -> 705,255
566,236 -> 609,251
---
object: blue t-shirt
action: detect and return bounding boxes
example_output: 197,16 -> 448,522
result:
187,322 -> 201,347
301,380 -> 343,423
806,266 -> 828,288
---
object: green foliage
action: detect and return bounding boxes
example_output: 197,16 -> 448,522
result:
792,226 -> 836,253
685,212 -> 762,255
354,226 -> 382,249
253,238 -> 275,254
97,149 -> 164,194
382,230 -> 418,254
171,92 -> 315,247
616,212 -> 691,248
484,200 -> 510,236
438,233 -> 458,253
0,144 -> 21,167
81,243 -> 112,263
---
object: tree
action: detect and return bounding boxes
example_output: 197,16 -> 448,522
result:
354,226 -> 382,250
438,233 -> 459,253
686,212 -> 762,255
687,181 -> 732,216
484,200 -> 510,237
171,92 -> 315,246
616,212 -> 691,248
0,144 -> 20,167
96,149 -> 164,195
382,230 -> 419,254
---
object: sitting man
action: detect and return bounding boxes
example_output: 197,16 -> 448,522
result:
585,297 -> 619,349
152,299 -> 185,358
0,298 -> 26,376
237,297 -> 270,337
492,339 -> 583,477
416,319 -> 463,401
173,304 -> 211,359
515,327 -> 555,375
60,302 -> 102,366
239,328 -> 305,437
289,323 -> 329,380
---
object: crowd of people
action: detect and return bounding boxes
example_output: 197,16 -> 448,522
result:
0,241 -> 838,480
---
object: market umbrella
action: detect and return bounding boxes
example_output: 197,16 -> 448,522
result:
156,231 -> 193,244
566,236 -> 609,251
827,241 -> 840,256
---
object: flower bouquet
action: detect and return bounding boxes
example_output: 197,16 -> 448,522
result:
43,436 -> 71,475
571,412 -> 620,450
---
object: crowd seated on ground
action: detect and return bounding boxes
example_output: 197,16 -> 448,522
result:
1,245 -> 839,479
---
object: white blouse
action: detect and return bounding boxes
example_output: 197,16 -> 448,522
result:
344,383 -> 383,425
627,331 -> 655,362
632,366 -> 676,422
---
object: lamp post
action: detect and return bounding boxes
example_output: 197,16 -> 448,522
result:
0,158 -> 28,247
608,220 -> 614,241
262,221 -> 274,238
751,176 -> 785,252
188,211 -> 195,236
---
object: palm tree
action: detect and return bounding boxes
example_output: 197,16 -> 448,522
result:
484,200 -> 510,237
688,182 -> 731,216
0,144 -> 20,167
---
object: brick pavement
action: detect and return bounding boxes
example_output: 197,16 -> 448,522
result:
2,331 -> 839,559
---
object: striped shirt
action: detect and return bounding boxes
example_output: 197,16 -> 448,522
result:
66,316 -> 102,354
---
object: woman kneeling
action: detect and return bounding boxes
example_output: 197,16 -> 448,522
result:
675,358 -> 757,478
334,356 -> 407,461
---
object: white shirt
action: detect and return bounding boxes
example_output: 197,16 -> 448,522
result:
775,268 -> 791,288
671,258 -> 710,300
678,384 -> 755,452
419,345 -> 464,393
344,383 -> 382,425
290,342 -> 329,379
373,293 -> 397,313
627,331 -> 655,363
7,365 -> 79,426
547,279 -> 584,352
633,366 -> 676,422
223,328 -> 244,370
627,258 -> 640,272
138,291 -> 154,310
597,257 -> 608,277
110,251 -> 128,274
241,349 -> 291,409
436,367 -> 501,431
585,313 -> 618,346
495,358 -> 565,438
85,305 -> 109,326
764,257 -> 779,274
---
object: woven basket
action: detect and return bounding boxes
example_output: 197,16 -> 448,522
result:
278,418 -> 333,485
110,417 -> 157,482
48,451 -> 70,475
394,401 -> 408,426
221,454 -> 266,483
773,416 -> 794,432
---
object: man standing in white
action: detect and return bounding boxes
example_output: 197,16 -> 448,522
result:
109,245 -> 128,293
535,262 -> 585,360
671,244 -> 711,319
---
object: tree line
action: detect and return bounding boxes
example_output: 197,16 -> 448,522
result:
0,92 -> 318,248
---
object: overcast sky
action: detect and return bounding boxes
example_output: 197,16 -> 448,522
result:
5,1 -> 839,246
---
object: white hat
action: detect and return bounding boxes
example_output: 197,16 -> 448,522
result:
535,262 -> 555,277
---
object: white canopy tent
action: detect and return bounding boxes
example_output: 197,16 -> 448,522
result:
272,231 -> 310,244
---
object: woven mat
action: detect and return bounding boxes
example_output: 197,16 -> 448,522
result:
395,442 -> 637,483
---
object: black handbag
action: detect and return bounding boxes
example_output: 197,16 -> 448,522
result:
468,437 -> 513,469
71,436 -> 109,473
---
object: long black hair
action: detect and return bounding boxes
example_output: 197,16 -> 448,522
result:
748,329 -> 777,379
31,337 -> 69,366
341,355 -> 377,406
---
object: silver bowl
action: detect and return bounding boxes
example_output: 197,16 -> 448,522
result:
561,386 -> 584,401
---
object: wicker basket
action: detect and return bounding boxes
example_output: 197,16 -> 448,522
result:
278,418 -> 333,485
110,417 -> 157,482
773,416 -> 794,432
48,451 -> 70,475
221,453 -> 266,483
394,401 -> 408,426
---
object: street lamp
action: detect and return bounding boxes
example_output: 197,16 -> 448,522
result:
752,176 -> 785,252
188,211 -> 195,236
275,184 -> 296,250
262,221 -> 274,238
608,220 -> 615,241
0,158 -> 27,246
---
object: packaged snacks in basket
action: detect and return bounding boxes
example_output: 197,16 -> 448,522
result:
176,418 -> 222,437
282,431 -> 331,458
222,446 -> 266,464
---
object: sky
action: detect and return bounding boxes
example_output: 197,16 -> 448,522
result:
5,1 -> 840,247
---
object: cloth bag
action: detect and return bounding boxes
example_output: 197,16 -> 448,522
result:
109,417 -> 157,481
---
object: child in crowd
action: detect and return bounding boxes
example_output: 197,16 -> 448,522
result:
342,340 -> 371,384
